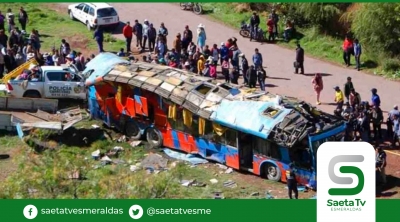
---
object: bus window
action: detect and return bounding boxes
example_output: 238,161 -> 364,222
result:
169,107 -> 185,131
191,115 -> 199,136
224,129 -> 238,147
290,147 -> 312,169
253,137 -> 280,159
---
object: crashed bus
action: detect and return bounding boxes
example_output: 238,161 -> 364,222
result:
84,53 -> 346,189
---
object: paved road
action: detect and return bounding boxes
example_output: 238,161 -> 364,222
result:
60,3 -> 400,189
62,3 -> 400,113
111,3 -> 400,113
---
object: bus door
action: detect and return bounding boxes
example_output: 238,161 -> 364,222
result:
289,148 -> 315,186
238,132 -> 253,170
223,129 -> 240,170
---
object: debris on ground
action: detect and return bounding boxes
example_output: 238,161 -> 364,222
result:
163,148 -> 208,165
216,164 -> 228,170
100,156 -> 112,164
310,195 -> 317,199
113,159 -> 125,165
170,161 -> 178,168
223,180 -> 237,188
28,188 -> 38,194
209,178 -> 218,184
117,135 -> 127,143
285,185 -> 307,192
107,146 -> 124,158
113,146 -> 124,152
130,141 -> 141,147
140,153 -> 168,171
129,165 -> 140,172
67,170 -> 80,180
180,179 -> 206,187
181,179 -> 195,187
0,154 -> 10,160
250,192 -> 260,196
213,192 -> 224,199
225,168 -> 233,174
266,191 -> 275,199
91,124 -> 100,129
103,131 -> 113,141
91,150 -> 100,160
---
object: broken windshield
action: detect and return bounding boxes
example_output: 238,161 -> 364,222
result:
311,132 -> 345,155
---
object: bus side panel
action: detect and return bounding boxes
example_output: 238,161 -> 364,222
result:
225,147 -> 239,170
194,138 -> 224,162
125,98 -> 136,118
252,156 -> 286,177
176,132 -> 197,153
292,168 -> 315,187
252,155 -> 264,175
134,95 -> 148,116
161,128 -> 175,148
105,97 -> 121,127
171,130 -> 181,149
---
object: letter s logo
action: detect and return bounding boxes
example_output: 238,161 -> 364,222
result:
328,155 -> 364,196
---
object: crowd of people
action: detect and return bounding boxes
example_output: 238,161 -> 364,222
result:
0,7 -> 98,81
311,72 -> 398,152
120,20 -> 272,91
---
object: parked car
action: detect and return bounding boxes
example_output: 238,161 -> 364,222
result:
5,64 -> 87,100
68,3 -> 119,30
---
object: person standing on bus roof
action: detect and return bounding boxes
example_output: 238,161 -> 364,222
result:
286,163 -> 298,199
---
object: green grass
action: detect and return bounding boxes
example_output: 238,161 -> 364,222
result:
202,3 -> 400,80
0,118 -> 308,199
4,3 -> 125,54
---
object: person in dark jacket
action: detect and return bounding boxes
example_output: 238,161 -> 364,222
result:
270,9 -> 279,38
247,65 -> 257,88
372,106 -> 383,142
295,43 -> 304,74
353,38 -> 362,71
257,66 -> 266,91
286,163 -> 298,199
4,48 -> 16,72
18,7 -> 28,31
148,23 -> 157,52
249,12 -> 260,41
133,19 -> 143,49
7,29 -> 18,49
182,25 -> 193,52
0,11 -> 5,31
0,29 -> 8,48
239,53 -> 249,85
343,76 -> 354,101
93,26 -> 104,53
230,66 -> 240,84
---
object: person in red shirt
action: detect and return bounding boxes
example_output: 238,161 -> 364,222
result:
123,21 -> 133,53
342,35 -> 353,67
267,17 -> 274,42
168,58 -> 178,68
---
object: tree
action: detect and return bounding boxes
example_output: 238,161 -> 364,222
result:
351,3 -> 400,56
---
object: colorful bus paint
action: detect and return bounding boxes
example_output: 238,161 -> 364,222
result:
84,53 -> 346,190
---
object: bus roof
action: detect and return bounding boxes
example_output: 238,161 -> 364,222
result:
85,53 -> 344,148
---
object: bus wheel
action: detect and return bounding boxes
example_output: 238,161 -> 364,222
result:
263,163 -> 281,182
146,128 -> 163,148
125,121 -> 141,140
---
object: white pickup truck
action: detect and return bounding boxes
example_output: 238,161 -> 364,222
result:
5,65 -> 87,100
